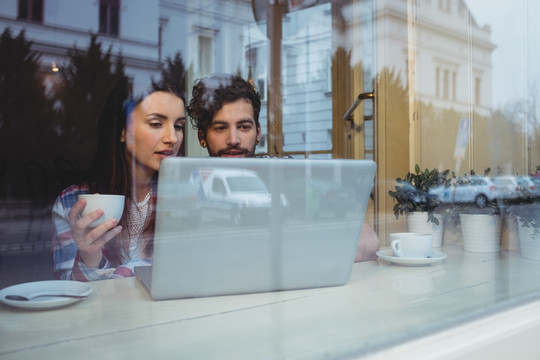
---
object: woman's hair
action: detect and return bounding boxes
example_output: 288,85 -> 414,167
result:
187,73 -> 261,136
87,81 -> 185,265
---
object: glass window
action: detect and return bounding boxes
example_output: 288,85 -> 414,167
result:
18,0 -> 42,22
198,35 -> 214,75
99,0 -> 120,36
1,0 -> 540,357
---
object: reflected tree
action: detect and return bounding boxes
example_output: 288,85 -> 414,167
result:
53,33 -> 128,179
151,51 -> 187,155
0,28 -> 54,198
151,52 -> 186,95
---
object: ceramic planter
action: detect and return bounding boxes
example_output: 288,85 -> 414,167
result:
459,213 -> 502,253
406,212 -> 444,247
516,217 -> 540,260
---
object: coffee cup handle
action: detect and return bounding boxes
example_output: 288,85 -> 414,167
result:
391,239 -> 403,257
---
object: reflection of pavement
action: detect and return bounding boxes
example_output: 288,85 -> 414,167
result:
0,251 -> 55,289
159,215 -> 363,242
0,200 -> 55,288
0,215 -> 52,254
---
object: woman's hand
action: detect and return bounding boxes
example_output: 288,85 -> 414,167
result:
68,198 -> 123,268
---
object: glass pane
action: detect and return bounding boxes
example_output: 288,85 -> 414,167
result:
415,0 -> 539,174
2,0 -> 540,358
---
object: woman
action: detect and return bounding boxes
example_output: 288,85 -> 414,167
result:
52,83 -> 186,281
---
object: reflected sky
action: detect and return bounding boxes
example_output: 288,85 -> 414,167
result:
467,0 -> 540,109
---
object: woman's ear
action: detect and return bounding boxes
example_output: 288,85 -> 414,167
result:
120,129 -> 126,142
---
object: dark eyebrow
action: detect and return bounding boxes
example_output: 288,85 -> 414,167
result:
145,113 -> 167,119
237,118 -> 255,124
146,113 -> 186,122
210,118 -> 255,127
210,120 -> 230,126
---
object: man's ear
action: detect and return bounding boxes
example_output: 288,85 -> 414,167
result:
256,124 -> 262,142
198,130 -> 205,142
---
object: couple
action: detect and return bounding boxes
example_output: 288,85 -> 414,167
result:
52,74 -> 379,282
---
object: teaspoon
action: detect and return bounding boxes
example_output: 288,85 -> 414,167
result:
5,294 -> 88,301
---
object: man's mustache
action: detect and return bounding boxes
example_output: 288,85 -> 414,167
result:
216,146 -> 249,156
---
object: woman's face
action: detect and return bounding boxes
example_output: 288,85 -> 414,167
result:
123,91 -> 185,179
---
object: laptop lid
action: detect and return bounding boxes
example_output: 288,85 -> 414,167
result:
142,157 -> 376,300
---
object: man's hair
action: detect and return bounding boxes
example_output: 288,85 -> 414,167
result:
187,73 -> 261,135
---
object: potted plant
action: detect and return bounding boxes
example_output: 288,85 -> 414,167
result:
388,164 -> 450,247
439,169 -> 503,253
506,169 -> 540,260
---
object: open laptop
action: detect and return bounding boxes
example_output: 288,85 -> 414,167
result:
136,157 -> 376,300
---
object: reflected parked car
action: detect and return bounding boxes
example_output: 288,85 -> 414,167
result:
428,176 -> 498,207
492,176 -> 519,200
517,176 -> 540,198
283,178 -> 355,218
190,168 -> 288,225
396,181 -> 428,204
158,181 -> 202,228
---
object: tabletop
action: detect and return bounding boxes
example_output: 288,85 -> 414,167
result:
2,245 -> 540,359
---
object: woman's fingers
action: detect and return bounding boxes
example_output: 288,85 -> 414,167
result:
100,225 -> 122,246
78,219 -> 119,249
76,221 -> 122,267
68,197 -> 123,268
76,209 -> 104,230
68,198 -> 86,223
69,198 -> 105,231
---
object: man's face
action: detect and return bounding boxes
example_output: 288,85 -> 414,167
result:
201,99 -> 261,157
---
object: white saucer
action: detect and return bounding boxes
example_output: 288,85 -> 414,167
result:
376,249 -> 447,266
0,280 -> 92,310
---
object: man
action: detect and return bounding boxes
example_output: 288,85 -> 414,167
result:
187,73 -> 378,261
188,73 -> 261,157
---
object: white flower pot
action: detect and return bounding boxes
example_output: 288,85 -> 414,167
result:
459,214 -> 501,253
516,217 -> 540,260
406,212 -> 444,247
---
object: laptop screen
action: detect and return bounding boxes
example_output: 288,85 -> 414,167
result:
144,157 -> 376,300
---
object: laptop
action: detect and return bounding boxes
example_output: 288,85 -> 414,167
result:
136,157 -> 376,300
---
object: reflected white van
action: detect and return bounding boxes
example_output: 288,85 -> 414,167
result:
190,168 -> 288,225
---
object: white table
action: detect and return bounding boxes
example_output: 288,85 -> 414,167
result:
2,245 -> 540,359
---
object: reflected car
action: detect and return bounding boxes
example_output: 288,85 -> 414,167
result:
191,168 -> 288,225
517,176 -> 540,198
492,176 -> 519,200
428,176 -> 498,208
158,181 -> 202,228
283,178 -> 355,218
396,181 -> 428,204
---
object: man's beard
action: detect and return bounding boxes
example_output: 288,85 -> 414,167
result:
207,144 -> 256,158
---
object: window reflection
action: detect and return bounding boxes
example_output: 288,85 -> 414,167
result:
1,0 -> 540,356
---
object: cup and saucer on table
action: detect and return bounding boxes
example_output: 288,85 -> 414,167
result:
376,232 -> 447,266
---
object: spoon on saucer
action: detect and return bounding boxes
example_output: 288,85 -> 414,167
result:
5,294 -> 88,301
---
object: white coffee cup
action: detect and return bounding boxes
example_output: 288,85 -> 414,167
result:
79,194 -> 125,228
390,232 -> 433,258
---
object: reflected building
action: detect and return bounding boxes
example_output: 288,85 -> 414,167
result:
378,0 -> 495,117
0,0 -> 494,159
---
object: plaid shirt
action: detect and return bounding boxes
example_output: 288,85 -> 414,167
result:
51,185 -> 151,281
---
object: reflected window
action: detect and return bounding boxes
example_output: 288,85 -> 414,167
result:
199,35 -> 214,75
18,0 -> 43,22
438,0 -> 451,12
443,69 -> 449,99
99,0 -> 120,36
257,75 -> 266,101
475,76 -> 481,105
436,67 -> 440,98
212,178 -> 226,195
452,71 -> 456,100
